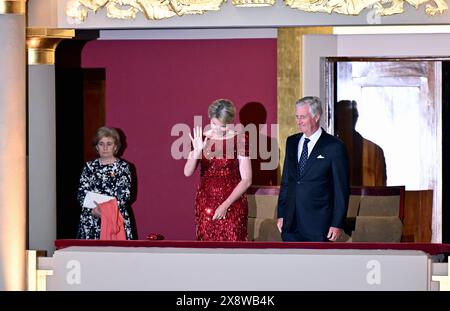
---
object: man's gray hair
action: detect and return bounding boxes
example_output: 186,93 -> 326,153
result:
296,96 -> 323,119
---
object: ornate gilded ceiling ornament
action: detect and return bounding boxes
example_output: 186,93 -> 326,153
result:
66,0 -> 448,22
284,0 -> 377,14
232,0 -> 275,7
284,0 -> 448,16
66,0 -> 226,22
374,0 -> 448,16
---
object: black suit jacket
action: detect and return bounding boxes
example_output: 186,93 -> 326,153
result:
277,129 -> 350,241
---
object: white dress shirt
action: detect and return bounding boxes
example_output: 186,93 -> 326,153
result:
298,127 -> 322,162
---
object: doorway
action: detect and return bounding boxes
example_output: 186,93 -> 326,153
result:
325,58 -> 442,242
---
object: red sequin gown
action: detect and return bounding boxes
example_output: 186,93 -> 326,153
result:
195,133 -> 248,241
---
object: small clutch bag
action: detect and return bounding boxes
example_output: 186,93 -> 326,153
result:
146,233 -> 165,240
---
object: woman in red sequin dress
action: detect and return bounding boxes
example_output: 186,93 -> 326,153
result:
184,99 -> 252,241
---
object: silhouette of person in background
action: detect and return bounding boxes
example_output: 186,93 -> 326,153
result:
239,102 -> 278,186
334,100 -> 387,186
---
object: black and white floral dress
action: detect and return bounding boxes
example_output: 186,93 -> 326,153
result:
77,158 -> 133,240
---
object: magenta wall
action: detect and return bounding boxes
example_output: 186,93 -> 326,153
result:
82,39 -> 277,240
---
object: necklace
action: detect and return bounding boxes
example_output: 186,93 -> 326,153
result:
99,157 -> 116,165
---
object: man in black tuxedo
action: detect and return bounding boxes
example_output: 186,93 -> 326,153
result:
277,96 -> 349,242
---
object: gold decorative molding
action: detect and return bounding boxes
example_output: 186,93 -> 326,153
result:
276,27 -> 333,181
232,0 -> 275,7
65,0 -> 447,22
0,0 -> 26,14
26,28 -> 75,65
284,0 -> 447,16
66,0 -> 225,22
376,0 -> 447,16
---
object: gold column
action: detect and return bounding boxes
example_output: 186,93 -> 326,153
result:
277,27 -> 333,180
26,28 -> 73,257
26,250 -> 53,291
0,0 -> 25,14
27,28 -> 75,65
0,0 -> 27,291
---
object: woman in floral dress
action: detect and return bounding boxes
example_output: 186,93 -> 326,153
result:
77,126 -> 133,240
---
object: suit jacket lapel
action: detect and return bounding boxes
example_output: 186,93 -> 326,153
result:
290,134 -> 301,177
291,134 -> 301,159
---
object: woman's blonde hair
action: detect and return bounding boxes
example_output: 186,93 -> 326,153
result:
208,99 -> 236,124
93,126 -> 121,155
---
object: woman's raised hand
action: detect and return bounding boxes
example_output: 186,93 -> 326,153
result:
189,126 -> 208,156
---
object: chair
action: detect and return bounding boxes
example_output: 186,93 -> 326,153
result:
348,186 -> 405,242
247,186 -> 282,241
247,185 -> 406,242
